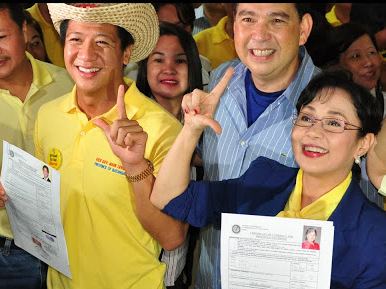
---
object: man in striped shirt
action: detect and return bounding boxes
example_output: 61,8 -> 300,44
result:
192,4 -> 319,289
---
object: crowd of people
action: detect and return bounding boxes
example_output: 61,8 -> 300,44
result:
0,3 -> 385,289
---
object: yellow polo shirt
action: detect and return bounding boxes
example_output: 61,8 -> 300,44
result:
27,4 -> 65,68
194,16 -> 237,69
34,79 -> 182,289
0,52 -> 73,239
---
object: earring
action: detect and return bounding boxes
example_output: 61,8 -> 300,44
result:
355,156 -> 361,165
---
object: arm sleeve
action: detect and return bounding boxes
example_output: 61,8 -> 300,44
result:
162,157 -> 282,228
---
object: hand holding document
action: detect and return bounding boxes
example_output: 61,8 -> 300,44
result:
1,141 -> 71,278
221,213 -> 334,289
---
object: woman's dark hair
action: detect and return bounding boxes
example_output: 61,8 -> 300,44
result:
296,69 -> 383,137
152,3 -> 195,31
59,20 -> 134,52
137,22 -> 203,99
0,3 -> 26,30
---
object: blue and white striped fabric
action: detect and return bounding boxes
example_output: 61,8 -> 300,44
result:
195,47 -> 321,289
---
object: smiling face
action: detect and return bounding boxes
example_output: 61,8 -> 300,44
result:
339,34 -> 382,90
146,35 -> 188,103
233,3 -> 312,91
64,20 -> 131,97
306,230 -> 316,243
0,9 -> 28,81
291,88 -> 367,181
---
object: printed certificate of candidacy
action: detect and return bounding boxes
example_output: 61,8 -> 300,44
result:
221,213 -> 334,289
1,141 -> 71,278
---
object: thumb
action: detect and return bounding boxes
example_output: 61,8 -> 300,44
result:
194,114 -> 222,135
93,118 -> 110,135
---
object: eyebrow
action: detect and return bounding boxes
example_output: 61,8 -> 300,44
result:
237,9 -> 290,20
150,52 -> 187,57
67,31 -> 116,39
302,106 -> 350,120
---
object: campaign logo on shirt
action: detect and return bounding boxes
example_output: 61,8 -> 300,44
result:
47,148 -> 62,169
94,157 -> 125,175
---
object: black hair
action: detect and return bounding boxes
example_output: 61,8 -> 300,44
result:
296,69 -> 383,138
350,3 -> 386,35
152,3 -> 195,31
0,3 -> 26,30
42,165 -> 49,172
59,20 -> 134,52
137,22 -> 203,100
233,3 -> 310,20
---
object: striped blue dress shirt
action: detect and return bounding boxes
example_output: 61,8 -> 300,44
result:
195,47 -> 321,289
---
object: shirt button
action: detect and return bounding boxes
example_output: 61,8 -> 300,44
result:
80,131 -> 86,136
240,140 -> 245,146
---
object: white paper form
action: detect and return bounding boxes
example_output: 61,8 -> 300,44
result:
1,141 -> 71,278
221,213 -> 334,289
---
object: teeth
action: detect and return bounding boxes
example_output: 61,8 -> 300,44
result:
161,80 -> 177,84
78,67 -> 100,73
304,146 -> 328,153
252,49 -> 274,57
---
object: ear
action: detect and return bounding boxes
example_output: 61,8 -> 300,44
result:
122,44 -> 133,66
298,13 -> 313,46
355,133 -> 375,158
22,20 -> 28,44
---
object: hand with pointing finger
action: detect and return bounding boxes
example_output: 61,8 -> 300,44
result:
182,67 -> 234,135
93,84 -> 148,170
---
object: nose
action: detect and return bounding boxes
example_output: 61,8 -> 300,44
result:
305,120 -> 324,138
77,40 -> 97,62
161,59 -> 177,74
361,54 -> 375,68
250,21 -> 271,42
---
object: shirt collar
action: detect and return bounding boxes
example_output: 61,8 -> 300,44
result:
59,77 -> 141,121
277,169 -> 351,221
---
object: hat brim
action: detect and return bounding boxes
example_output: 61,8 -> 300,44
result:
47,3 -> 159,62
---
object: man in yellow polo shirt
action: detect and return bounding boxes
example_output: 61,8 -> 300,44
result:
194,3 -> 237,69
0,3 -> 73,289
33,3 -> 186,289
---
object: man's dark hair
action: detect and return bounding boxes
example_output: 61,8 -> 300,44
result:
0,3 -> 26,30
233,3 -> 311,20
59,20 -> 134,52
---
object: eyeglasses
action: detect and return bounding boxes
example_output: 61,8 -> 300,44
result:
293,112 -> 362,133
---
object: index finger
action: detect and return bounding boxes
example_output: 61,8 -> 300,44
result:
117,84 -> 127,119
210,67 -> 234,101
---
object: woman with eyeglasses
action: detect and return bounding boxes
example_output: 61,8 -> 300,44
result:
150,69 -> 386,288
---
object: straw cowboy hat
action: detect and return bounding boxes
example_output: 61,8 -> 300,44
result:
47,3 -> 159,62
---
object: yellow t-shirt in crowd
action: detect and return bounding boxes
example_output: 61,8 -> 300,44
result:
194,16 -> 237,69
27,4 -> 65,68
0,52 -> 73,239
34,79 -> 182,289
325,5 -> 342,27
